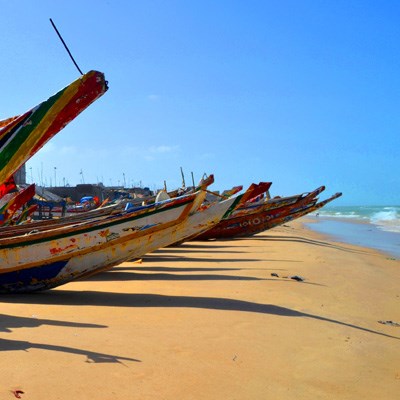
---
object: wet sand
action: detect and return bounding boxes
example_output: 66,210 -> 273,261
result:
0,220 -> 399,399
305,216 -> 400,259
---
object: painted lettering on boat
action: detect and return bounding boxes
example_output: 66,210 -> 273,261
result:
239,215 -> 271,228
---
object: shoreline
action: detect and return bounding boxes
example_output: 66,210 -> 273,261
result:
304,215 -> 400,259
0,221 -> 399,399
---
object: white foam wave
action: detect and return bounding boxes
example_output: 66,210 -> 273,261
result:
370,210 -> 400,233
316,210 -> 365,219
371,209 -> 398,222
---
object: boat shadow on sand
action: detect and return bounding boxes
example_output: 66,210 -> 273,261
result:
154,247 -> 249,254
141,255 -> 265,263
0,313 -> 140,364
84,271 -> 274,283
165,243 -> 252,251
2,291 -> 398,340
246,235 -> 375,255
112,265 -> 291,273
83,268 -> 323,286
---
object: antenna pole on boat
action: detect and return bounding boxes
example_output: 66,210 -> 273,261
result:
49,18 -> 84,75
180,167 -> 186,188
191,172 -> 195,188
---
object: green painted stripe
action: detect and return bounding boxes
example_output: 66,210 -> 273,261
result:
221,194 -> 244,220
0,87 -> 67,171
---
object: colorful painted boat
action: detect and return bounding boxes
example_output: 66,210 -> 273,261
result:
77,191 -> 244,280
256,192 -> 343,233
0,184 -> 35,225
0,70 -> 108,185
0,201 -> 132,239
12,204 -> 38,225
229,186 -> 326,219
193,186 -> 328,240
167,181 -> 274,246
0,191 -> 201,293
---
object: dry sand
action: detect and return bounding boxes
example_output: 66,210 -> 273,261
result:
0,220 -> 399,399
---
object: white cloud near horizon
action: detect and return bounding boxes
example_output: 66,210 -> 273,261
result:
147,94 -> 160,101
149,145 -> 179,154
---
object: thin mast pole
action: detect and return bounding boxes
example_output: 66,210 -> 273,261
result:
49,18 -> 83,75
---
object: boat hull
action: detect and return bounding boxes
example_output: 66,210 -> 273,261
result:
195,186 -> 325,240
0,193 -> 198,293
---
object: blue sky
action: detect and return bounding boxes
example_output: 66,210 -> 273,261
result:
1,1 -> 399,205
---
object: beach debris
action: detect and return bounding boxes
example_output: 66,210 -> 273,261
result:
271,273 -> 306,282
290,275 -> 305,282
12,390 -> 24,398
378,320 -> 400,327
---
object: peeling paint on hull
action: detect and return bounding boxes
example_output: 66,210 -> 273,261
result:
0,193 -> 199,293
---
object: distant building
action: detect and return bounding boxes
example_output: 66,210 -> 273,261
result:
46,183 -> 153,203
14,164 -> 26,185
48,184 -> 108,202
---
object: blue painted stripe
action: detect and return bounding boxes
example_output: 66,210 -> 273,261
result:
0,260 -> 68,293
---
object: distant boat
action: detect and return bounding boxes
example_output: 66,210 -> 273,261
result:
167,181 -> 273,247
193,186 -> 342,240
229,186 -> 325,219
256,192 -> 343,233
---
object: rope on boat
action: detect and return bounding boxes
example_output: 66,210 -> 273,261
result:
204,189 -> 228,199
49,18 -> 84,75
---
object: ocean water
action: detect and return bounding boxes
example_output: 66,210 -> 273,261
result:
304,206 -> 400,258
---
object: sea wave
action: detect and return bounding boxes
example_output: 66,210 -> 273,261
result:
370,208 -> 400,233
312,206 -> 400,234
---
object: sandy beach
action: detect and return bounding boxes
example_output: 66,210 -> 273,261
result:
0,219 -> 399,399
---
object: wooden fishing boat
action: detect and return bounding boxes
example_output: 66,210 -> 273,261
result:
167,181 -> 274,246
0,184 -> 35,225
0,191 -> 201,293
193,186 -> 328,240
0,70 -> 108,184
255,192 -> 343,233
199,181 -> 272,213
12,204 -> 38,225
76,191 -> 244,280
0,175 -> 218,236
229,186 -> 325,219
